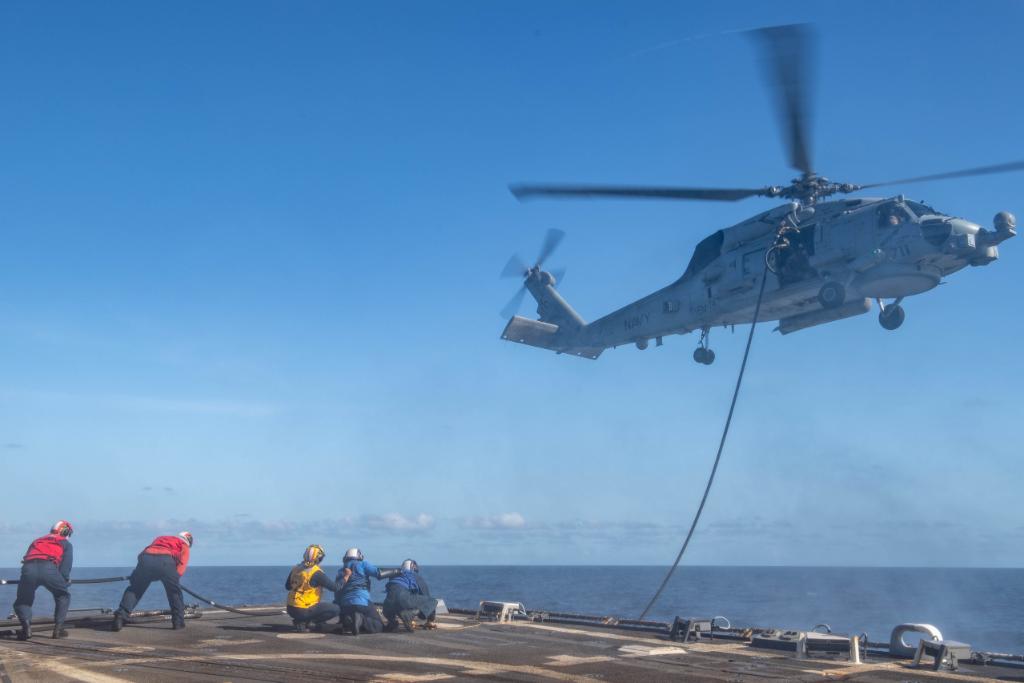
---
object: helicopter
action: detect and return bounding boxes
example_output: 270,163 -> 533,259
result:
499,24 -> 1019,364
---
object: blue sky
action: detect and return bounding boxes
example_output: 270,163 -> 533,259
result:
1,1 -> 1022,568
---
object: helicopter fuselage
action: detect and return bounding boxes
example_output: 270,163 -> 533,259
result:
500,196 -> 1016,360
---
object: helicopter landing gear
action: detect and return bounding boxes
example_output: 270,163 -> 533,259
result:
693,327 -> 715,365
878,298 -> 905,330
817,281 -> 846,309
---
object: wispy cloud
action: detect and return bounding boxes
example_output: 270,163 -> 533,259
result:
365,513 -> 435,532
459,512 -> 527,530
3,443 -> 24,450
9,513 -> 439,546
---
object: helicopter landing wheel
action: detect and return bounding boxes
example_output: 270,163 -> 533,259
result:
817,281 -> 846,309
693,347 -> 715,365
879,304 -> 905,330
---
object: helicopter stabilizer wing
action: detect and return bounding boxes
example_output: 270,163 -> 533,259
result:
501,316 -> 603,360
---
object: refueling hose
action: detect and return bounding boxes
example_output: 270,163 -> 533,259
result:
2,575 -> 281,617
638,261 -> 770,620
0,576 -> 128,586
179,584 -> 284,617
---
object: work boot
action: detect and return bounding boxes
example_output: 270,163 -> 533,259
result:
111,614 -> 124,632
171,619 -> 186,630
52,626 -> 69,639
16,624 -> 30,641
292,619 -> 309,633
400,613 -> 415,632
384,619 -> 398,633
424,616 -> 438,630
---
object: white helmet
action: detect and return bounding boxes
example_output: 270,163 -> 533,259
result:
400,559 -> 419,572
343,547 -> 364,562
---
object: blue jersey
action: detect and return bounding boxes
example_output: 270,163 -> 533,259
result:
386,570 -> 419,592
335,559 -> 379,606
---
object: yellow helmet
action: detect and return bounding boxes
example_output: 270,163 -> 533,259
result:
303,544 -> 325,566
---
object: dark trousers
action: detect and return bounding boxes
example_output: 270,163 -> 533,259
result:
13,560 -> 70,629
115,554 -> 184,624
382,585 -> 437,624
338,603 -> 384,634
286,603 -> 340,625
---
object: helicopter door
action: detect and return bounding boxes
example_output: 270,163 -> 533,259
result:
731,248 -> 766,292
742,249 -> 766,276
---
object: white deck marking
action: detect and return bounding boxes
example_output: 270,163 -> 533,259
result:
196,638 -> 263,647
546,654 -> 615,667
370,674 -> 454,682
512,622 -> 669,645
617,644 -> 687,657
104,646 -> 155,655
21,654 -> 133,683
275,632 -> 326,639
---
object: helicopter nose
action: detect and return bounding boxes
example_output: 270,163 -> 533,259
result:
949,218 -> 981,236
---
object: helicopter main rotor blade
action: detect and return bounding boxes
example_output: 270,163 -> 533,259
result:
500,253 -> 528,278
750,24 -> 815,176
858,159 -> 1024,190
511,184 -> 767,202
536,228 -> 565,267
500,285 -> 528,319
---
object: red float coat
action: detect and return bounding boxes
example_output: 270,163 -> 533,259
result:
143,536 -> 190,576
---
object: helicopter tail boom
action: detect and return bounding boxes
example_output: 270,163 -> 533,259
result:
501,316 -> 603,359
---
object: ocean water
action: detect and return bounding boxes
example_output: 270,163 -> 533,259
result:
3,565 -> 1021,653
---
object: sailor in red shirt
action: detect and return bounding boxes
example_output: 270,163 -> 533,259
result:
13,521 -> 74,640
111,531 -> 193,631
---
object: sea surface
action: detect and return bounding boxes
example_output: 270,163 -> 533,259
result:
3,565 -> 1021,653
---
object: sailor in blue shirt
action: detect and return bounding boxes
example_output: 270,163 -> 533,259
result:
382,559 -> 438,632
334,548 -> 385,634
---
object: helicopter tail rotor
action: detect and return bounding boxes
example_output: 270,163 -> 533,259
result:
498,228 -> 567,318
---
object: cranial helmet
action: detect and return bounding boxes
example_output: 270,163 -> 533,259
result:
400,559 -> 419,573
343,547 -> 364,562
51,520 -> 73,538
178,531 -> 194,547
303,544 -> 325,566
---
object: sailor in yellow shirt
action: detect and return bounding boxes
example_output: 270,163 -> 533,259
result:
285,545 -> 342,632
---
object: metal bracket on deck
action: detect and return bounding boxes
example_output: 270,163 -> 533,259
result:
913,640 -> 972,672
476,601 -> 527,623
670,617 -> 714,642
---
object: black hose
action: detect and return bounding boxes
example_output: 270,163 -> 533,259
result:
1,575 -> 129,586
72,576 -> 130,584
178,584 -> 284,617
638,262 -> 770,620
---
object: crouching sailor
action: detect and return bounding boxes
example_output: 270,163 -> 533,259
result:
383,559 -> 438,632
334,547 -> 385,635
286,544 -> 341,632
112,531 -> 193,631
13,520 -> 74,640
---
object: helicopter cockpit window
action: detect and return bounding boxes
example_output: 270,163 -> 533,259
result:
877,203 -> 913,228
905,200 -> 943,218
681,230 -> 725,282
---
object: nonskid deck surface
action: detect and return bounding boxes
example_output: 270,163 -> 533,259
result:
0,608 -> 1014,682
